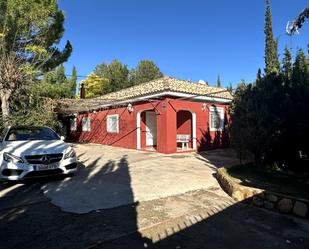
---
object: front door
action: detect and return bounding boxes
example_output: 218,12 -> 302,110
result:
146,112 -> 157,146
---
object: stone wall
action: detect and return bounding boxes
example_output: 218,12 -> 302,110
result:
217,168 -> 309,219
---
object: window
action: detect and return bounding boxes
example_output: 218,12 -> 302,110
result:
209,106 -> 224,131
5,127 -> 60,141
82,117 -> 91,132
107,114 -> 119,133
70,117 -> 77,131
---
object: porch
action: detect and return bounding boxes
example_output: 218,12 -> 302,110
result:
136,108 -> 196,154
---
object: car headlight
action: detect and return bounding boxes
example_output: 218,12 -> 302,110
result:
64,147 -> 76,159
3,152 -> 24,163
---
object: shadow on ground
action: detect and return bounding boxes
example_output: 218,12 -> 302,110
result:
0,150 -> 308,249
195,149 -> 244,170
41,155 -> 138,213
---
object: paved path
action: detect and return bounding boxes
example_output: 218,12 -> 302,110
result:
42,144 -> 238,213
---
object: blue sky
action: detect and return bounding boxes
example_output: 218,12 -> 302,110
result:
58,0 -> 309,87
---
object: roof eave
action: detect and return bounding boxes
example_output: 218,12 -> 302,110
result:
58,90 -> 232,114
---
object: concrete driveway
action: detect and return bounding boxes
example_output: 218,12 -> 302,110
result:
42,143 -> 239,213
1,144 -> 309,249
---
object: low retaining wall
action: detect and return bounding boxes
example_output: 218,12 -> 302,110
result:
217,168 -> 309,219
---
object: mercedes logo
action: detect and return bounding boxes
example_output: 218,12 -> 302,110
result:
41,155 -> 50,165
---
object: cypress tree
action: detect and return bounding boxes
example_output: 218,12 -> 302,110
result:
227,82 -> 233,93
282,46 -> 292,83
70,66 -> 77,98
307,43 -> 309,71
56,64 -> 67,84
256,68 -> 262,84
216,75 -> 221,87
264,0 -> 280,75
293,48 -> 308,85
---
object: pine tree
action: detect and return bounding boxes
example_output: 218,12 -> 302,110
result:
264,0 -> 280,75
94,60 -> 129,93
216,75 -> 221,87
129,60 -> 163,85
0,0 -> 72,121
282,46 -> 292,83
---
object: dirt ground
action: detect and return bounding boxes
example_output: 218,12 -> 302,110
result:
0,144 -> 309,249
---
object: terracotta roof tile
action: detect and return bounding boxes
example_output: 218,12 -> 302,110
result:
57,77 -> 232,113
95,76 -> 233,101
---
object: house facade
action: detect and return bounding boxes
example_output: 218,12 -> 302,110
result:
58,77 -> 233,154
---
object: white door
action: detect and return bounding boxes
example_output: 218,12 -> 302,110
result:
146,112 -> 157,146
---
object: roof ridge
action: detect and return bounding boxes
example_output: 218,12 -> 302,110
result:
95,76 -> 167,100
93,76 -> 232,101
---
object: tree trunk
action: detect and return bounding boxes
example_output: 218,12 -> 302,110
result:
0,89 -> 11,125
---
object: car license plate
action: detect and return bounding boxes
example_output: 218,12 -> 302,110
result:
34,164 -> 59,171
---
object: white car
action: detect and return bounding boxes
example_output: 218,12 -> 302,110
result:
0,126 -> 78,181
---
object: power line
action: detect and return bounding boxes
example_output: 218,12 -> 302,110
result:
64,74 -> 88,79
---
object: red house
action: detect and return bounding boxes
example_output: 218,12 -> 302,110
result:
58,77 -> 233,154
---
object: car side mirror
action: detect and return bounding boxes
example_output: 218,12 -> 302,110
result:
60,136 -> 65,141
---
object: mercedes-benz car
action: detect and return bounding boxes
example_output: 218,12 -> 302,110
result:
0,126 -> 78,181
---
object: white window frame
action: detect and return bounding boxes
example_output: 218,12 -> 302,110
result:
106,114 -> 119,133
82,117 -> 91,132
209,106 -> 225,131
70,117 -> 77,131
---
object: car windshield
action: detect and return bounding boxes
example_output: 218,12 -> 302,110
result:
5,127 -> 60,141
